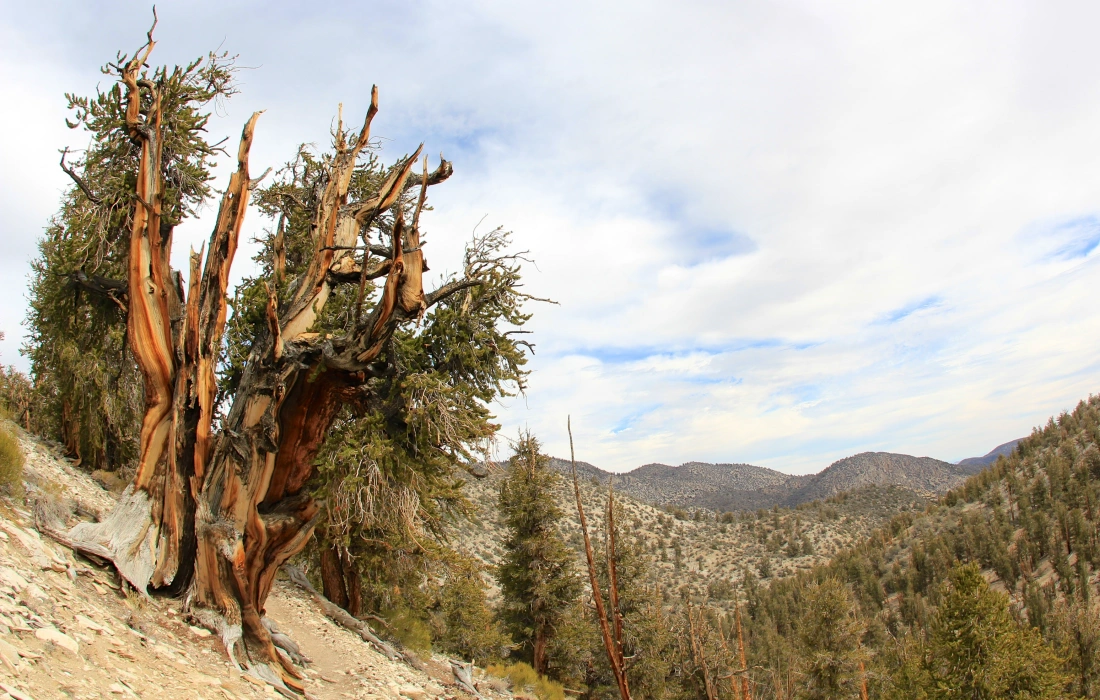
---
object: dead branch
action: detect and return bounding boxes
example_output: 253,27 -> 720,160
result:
59,148 -> 102,204
250,166 -> 273,190
70,270 -> 127,310
424,278 -> 483,308
568,417 -> 631,700
606,479 -> 625,671
450,660 -> 482,699
735,602 -> 750,700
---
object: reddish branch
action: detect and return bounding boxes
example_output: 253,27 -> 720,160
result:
568,418 -> 631,700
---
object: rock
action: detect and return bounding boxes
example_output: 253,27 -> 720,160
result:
0,638 -> 23,673
0,569 -> 28,592
188,624 -> 212,637
34,626 -> 79,654
399,685 -> 428,700
0,682 -> 33,700
75,614 -> 110,634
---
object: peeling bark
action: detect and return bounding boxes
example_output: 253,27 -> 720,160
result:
58,33 -> 461,692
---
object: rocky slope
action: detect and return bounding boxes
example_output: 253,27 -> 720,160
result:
781,451 -> 971,505
3,426 -> 515,700
955,438 -> 1023,470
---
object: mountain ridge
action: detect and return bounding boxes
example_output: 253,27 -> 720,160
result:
542,445 -> 1011,512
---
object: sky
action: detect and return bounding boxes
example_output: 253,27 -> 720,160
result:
2,1 -> 1099,474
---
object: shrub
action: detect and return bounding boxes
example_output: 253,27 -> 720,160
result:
0,423 -> 24,496
386,606 -> 432,656
485,662 -> 565,700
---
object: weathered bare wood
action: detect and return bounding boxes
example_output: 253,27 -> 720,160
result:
450,659 -> 482,698
606,479 -> 625,672
736,602 -> 750,700
568,417 -> 631,700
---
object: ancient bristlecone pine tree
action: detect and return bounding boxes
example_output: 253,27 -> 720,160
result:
60,30 -> 487,692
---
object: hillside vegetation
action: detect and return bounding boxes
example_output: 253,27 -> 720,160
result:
454,463 -> 932,606
738,394 -> 1100,698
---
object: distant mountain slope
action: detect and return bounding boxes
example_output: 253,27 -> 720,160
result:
546,457 -> 809,511
782,451 -> 969,505
955,438 -> 1022,471
545,451 -> 966,512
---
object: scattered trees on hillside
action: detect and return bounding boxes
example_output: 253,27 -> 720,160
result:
737,395 -> 1100,699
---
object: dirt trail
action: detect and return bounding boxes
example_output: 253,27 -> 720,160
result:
3,427 -> 509,700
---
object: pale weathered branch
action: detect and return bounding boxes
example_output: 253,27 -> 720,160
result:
282,565 -> 401,661
346,157 -> 452,219
424,278 -> 483,308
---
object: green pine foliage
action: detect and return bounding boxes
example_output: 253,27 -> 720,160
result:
24,48 -> 237,471
497,434 -> 581,676
438,556 -> 508,665
920,563 -> 1065,699
794,578 -> 868,700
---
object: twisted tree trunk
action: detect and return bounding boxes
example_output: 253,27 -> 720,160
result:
62,30 -> 459,692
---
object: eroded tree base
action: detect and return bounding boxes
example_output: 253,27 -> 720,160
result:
66,486 -> 158,593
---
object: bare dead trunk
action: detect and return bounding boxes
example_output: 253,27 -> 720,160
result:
735,603 -> 750,700
568,418 -> 631,700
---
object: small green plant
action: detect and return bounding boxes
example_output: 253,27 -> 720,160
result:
0,423 -> 24,496
386,606 -> 433,656
485,662 -> 565,700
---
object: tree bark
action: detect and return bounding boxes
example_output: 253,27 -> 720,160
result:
58,34 -> 461,692
320,544 -> 361,618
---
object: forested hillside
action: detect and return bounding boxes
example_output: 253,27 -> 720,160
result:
737,394 -> 1100,698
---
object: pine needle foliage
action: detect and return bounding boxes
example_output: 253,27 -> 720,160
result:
498,433 -> 581,676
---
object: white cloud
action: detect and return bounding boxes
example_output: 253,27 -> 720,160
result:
2,0 -> 1100,474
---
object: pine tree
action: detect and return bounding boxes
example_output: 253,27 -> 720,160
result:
498,433 -> 580,675
924,563 -> 1066,700
794,577 -> 867,700
439,556 -> 508,666
25,41 -> 235,471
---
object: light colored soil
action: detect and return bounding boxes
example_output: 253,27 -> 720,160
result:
3,426 -> 511,700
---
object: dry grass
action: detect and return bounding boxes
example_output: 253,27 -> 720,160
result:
0,422 -> 24,496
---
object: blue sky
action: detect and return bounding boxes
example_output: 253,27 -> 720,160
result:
2,1 -> 1100,474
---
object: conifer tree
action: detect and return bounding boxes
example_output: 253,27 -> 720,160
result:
498,433 -> 580,675
795,577 -> 867,700
924,564 -> 1065,700
439,556 -> 508,666
30,20 -> 538,691
25,35 -> 235,471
